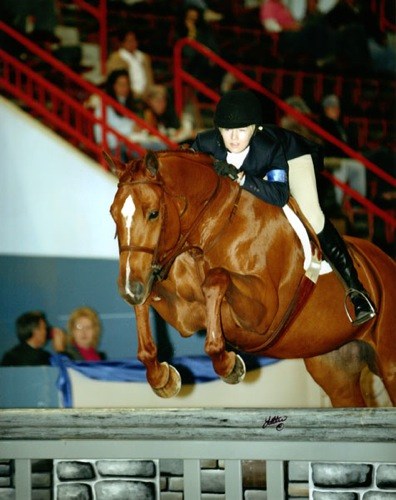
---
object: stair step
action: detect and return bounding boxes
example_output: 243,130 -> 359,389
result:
80,43 -> 105,85
55,25 -> 80,47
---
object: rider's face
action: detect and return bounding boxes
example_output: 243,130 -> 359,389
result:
219,125 -> 256,153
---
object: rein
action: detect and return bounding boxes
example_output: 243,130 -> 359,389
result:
117,175 -> 223,281
155,174 -> 222,280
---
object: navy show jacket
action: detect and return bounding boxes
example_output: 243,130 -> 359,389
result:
191,125 -> 324,207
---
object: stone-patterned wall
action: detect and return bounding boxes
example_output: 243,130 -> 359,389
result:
159,459 -> 267,499
54,459 -> 159,499
310,463 -> 396,499
1,459 -> 395,499
0,459 -> 53,500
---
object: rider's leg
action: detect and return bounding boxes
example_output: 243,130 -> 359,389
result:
317,218 -> 376,325
289,155 -> 376,325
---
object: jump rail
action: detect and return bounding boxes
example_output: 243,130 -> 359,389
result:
1,408 -> 395,499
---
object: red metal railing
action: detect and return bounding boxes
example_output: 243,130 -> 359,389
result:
379,0 -> 396,32
0,17 -> 394,231
0,20 -> 176,169
173,37 -> 396,231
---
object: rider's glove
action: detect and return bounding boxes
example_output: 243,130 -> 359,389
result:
213,160 -> 239,181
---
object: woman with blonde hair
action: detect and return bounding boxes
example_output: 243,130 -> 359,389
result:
66,307 -> 107,361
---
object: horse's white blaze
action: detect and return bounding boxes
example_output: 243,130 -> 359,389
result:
124,259 -> 134,299
121,195 -> 136,298
121,195 -> 135,246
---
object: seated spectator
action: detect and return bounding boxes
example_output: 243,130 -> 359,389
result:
260,0 -> 334,67
319,94 -> 367,207
65,307 -> 107,362
1,311 -> 65,366
323,0 -> 372,72
143,85 -> 196,144
183,0 -> 223,22
86,69 -> 165,160
175,5 -> 225,87
106,29 -> 159,101
279,95 -> 323,145
0,0 -> 58,41
336,0 -> 396,75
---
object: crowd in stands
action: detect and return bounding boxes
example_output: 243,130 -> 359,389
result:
260,0 -> 396,74
1,0 -> 394,244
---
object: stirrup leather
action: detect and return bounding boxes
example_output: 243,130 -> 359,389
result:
344,288 -> 376,325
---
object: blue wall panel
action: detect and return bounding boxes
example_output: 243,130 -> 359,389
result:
0,255 -> 206,362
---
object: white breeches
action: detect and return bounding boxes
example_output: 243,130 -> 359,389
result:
288,154 -> 325,234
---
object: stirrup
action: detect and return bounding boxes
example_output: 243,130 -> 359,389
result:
344,288 -> 376,326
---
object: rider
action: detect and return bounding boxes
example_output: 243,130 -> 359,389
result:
191,89 -> 376,326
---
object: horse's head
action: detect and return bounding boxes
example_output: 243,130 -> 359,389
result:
109,151 -> 183,305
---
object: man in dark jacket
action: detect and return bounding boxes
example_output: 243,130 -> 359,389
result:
1,311 -> 62,366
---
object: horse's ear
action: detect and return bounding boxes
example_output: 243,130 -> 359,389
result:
145,150 -> 159,177
102,151 -> 127,178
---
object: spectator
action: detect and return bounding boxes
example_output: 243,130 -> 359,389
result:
260,0 -> 334,67
183,0 -> 223,22
323,0 -> 371,72
319,94 -> 367,207
1,311 -> 65,366
106,29 -> 158,101
279,95 -> 323,144
175,5 -> 224,87
86,69 -> 165,160
332,0 -> 396,75
143,85 -> 196,144
0,0 -> 59,41
65,307 -> 107,362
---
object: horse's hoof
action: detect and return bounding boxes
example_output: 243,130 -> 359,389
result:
221,354 -> 246,385
152,364 -> 182,398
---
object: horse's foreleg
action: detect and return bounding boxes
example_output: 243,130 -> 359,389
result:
134,303 -> 181,398
202,268 -> 246,384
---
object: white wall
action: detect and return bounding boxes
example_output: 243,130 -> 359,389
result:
0,97 -> 118,259
68,360 -> 326,408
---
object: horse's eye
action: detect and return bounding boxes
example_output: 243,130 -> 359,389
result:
148,210 -> 159,221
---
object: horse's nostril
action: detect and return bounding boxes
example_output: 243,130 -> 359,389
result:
122,280 -> 145,304
130,281 -> 144,298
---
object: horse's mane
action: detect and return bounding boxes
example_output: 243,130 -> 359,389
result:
155,149 -> 215,172
119,149 -> 216,184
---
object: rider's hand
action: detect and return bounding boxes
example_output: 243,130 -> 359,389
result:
236,170 -> 245,185
213,160 -> 239,181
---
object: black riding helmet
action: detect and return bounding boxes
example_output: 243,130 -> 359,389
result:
214,89 -> 263,128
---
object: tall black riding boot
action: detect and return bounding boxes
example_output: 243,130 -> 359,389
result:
317,219 -> 376,326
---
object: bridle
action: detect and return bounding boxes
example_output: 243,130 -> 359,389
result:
116,175 -> 222,282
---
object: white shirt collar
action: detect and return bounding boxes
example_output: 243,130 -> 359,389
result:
226,147 -> 250,170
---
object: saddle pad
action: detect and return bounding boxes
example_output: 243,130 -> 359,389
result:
282,204 -> 332,275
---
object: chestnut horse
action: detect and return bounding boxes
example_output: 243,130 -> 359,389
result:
108,150 -> 396,407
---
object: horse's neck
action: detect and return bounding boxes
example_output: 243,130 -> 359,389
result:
186,177 -> 241,244
190,182 -> 304,269
162,159 -> 223,232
